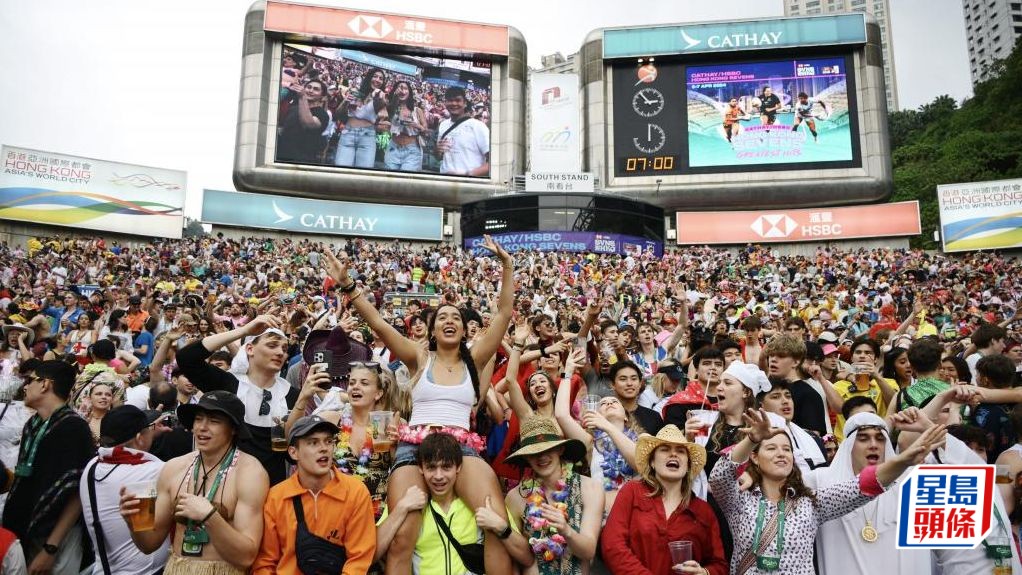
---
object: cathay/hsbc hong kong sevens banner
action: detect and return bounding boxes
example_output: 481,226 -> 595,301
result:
465,231 -> 663,257
0,145 -> 186,238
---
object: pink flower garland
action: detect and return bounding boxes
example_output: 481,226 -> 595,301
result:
398,424 -> 486,453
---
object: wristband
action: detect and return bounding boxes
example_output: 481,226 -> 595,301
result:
540,347 -> 549,358
201,506 -> 218,524
496,523 -> 513,540
339,282 -> 357,294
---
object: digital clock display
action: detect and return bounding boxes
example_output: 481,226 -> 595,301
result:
621,156 -> 678,172
612,62 -> 685,178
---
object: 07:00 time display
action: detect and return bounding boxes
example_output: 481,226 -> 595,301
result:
623,156 -> 677,172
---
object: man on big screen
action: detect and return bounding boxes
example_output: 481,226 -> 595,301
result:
436,86 -> 490,177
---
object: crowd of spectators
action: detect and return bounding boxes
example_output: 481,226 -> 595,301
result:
0,231 -> 1021,574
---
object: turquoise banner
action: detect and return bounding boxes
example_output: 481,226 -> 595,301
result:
603,14 -> 867,58
201,190 -> 443,241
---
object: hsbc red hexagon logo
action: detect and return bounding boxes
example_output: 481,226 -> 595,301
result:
750,214 -> 798,238
347,15 -> 394,39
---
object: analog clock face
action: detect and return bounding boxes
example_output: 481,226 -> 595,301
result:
631,88 -> 664,118
633,123 -> 666,154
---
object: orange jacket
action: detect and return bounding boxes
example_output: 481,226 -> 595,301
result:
252,469 -> 377,575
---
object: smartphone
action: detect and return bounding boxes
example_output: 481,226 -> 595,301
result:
311,350 -> 333,366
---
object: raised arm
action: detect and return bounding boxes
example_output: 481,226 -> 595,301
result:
469,236 -> 516,371
323,250 -> 423,372
555,349 -> 592,449
505,317 -> 535,421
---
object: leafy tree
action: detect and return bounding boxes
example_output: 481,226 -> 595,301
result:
888,37 -> 1022,249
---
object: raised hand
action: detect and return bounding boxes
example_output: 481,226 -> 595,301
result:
245,314 -> 282,336
740,408 -> 786,444
890,406 -> 934,434
480,234 -> 512,265
323,250 -> 351,286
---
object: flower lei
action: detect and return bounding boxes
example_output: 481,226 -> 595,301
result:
523,464 -> 572,562
594,428 -> 638,491
334,407 -> 372,478
397,424 -> 486,453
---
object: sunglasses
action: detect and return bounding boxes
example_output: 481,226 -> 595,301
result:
349,361 -> 381,372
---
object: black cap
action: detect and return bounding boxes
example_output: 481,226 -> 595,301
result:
805,341 -> 825,362
176,390 -> 252,439
288,415 -> 339,445
657,362 -> 687,382
99,405 -> 160,447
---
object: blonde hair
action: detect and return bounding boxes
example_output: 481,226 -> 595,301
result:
649,373 -> 673,399
640,444 -> 694,506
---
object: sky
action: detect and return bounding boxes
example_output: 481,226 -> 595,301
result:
0,0 -> 973,218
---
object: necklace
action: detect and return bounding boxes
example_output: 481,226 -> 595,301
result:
594,429 -> 638,491
523,464 -> 572,562
860,499 -> 880,542
334,407 -> 372,478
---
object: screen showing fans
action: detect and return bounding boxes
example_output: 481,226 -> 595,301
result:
274,43 -> 492,178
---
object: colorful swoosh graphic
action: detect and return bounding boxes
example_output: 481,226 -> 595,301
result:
110,173 -> 183,190
0,186 -> 182,226
943,211 -> 1022,251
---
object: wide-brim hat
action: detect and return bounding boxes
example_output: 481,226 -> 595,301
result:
177,390 -> 252,440
1,324 -> 34,347
505,416 -> 586,466
302,327 -> 373,383
635,424 -> 707,479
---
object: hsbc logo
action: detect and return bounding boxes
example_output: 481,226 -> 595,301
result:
750,214 -> 798,238
347,15 -> 393,39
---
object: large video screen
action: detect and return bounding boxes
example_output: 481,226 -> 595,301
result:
686,57 -> 854,168
274,43 -> 492,178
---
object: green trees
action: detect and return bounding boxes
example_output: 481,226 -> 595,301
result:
889,38 -> 1022,249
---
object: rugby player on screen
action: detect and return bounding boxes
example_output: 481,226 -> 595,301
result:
791,91 -> 831,143
722,97 -> 752,147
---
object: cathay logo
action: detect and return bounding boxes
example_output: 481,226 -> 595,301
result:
750,214 -> 798,238
271,201 -> 293,224
680,30 -> 701,50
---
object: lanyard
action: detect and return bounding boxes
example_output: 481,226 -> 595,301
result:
752,497 -> 786,558
15,406 -> 66,477
190,446 -> 236,502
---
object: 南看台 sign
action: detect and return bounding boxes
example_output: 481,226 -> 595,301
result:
201,189 -> 444,241
603,13 -> 867,58
524,173 -> 594,193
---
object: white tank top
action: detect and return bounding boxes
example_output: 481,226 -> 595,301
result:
408,354 -> 475,430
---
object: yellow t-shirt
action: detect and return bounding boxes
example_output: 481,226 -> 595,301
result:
833,377 -> 890,441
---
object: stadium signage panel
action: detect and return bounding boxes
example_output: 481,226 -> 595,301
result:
264,1 -> 510,56
675,201 -> 920,245
529,73 -> 582,173
201,189 -> 443,241
465,231 -> 662,257
524,173 -> 593,193
0,144 -> 185,239
937,178 -> 1022,252
603,14 -> 867,58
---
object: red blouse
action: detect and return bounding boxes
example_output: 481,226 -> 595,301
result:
601,480 -> 728,575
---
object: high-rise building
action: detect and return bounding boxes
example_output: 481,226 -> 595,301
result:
962,0 -> 1022,83
536,52 -> 577,74
784,0 -> 899,110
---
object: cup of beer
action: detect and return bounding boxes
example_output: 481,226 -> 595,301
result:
853,364 -> 872,392
583,395 -> 601,429
369,411 -> 393,453
688,409 -> 714,438
271,420 -> 288,453
125,480 -> 158,532
996,464 -> 1013,485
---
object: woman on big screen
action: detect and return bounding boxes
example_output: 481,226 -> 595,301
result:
335,67 -> 389,169
322,236 -> 516,574
384,80 -> 428,172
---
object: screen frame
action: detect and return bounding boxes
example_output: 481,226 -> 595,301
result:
269,40 -> 495,179
608,49 -> 862,180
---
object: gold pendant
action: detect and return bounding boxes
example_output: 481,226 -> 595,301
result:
861,522 -> 878,543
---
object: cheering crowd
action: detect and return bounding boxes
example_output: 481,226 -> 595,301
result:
0,232 -> 1021,574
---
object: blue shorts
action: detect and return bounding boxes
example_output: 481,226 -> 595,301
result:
392,440 -> 481,470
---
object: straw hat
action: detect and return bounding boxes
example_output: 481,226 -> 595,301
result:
634,424 -> 707,479
505,416 -> 586,466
